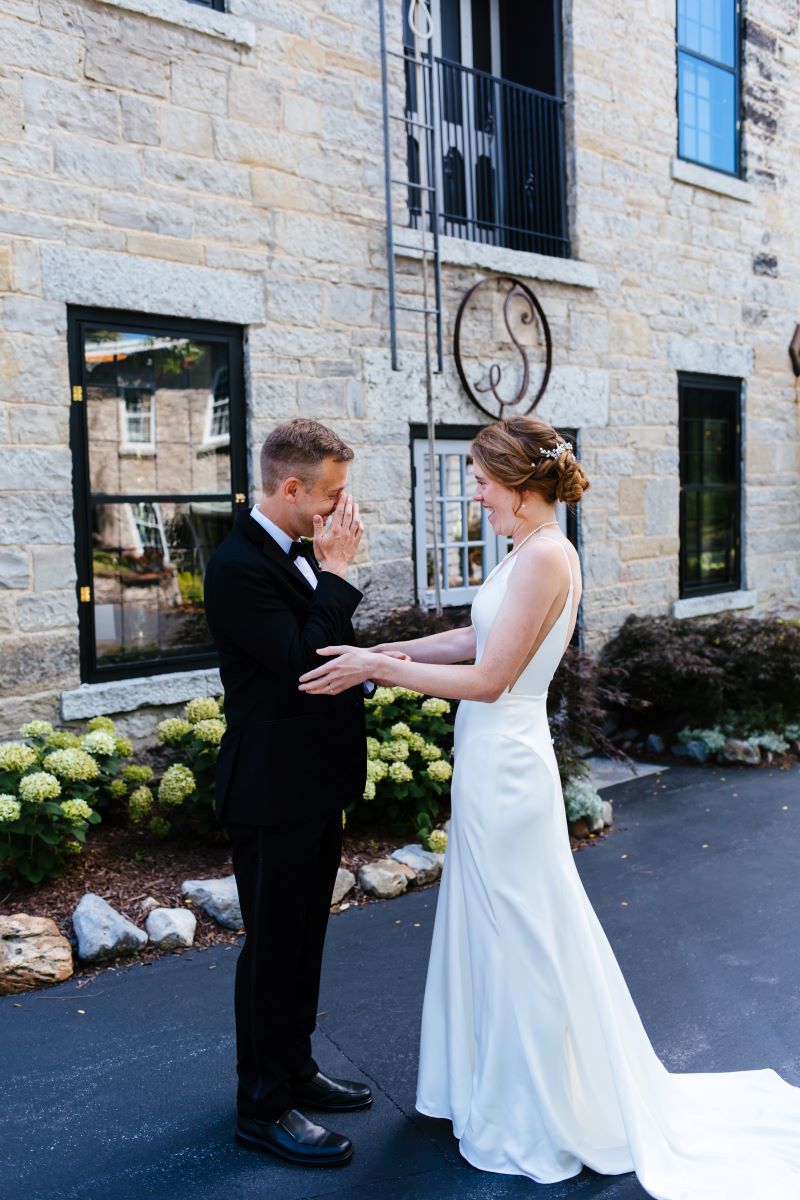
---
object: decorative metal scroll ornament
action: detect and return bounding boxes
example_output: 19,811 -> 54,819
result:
453,275 -> 553,420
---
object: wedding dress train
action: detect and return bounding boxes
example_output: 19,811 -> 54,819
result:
416,536 -> 800,1199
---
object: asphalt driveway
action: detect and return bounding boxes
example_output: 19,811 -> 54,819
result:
3,761 -> 800,1200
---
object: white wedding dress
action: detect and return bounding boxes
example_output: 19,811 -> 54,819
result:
416,536 -> 800,1198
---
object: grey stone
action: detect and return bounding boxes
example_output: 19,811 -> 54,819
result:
390,844 -> 442,885
72,894 -> 148,963
331,867 -> 355,907
670,739 -> 709,764
0,634 -> 79,695
15,591 -> 77,633
0,548 -> 29,589
358,859 -> 409,899
60,666 -> 222,720
645,733 -> 665,754
32,547 -> 76,592
181,876 -> 242,930
587,809 -> 605,833
0,914 -> 73,995
601,799 -> 614,827
144,908 -> 196,950
139,896 -> 160,914
720,739 -> 761,766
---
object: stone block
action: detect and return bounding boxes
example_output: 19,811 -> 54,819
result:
0,68 -> 23,142
0,245 -> 11,290
54,137 -> 142,191
0,549 -> 29,590
125,232 -> 202,264
171,57 -> 228,114
0,494 -> 74,545
297,378 -> 346,419
0,448 -> 72,491
32,546 -> 76,591
98,193 -> 193,239
84,44 -> 168,98
0,915 -> 73,995
23,75 -> 120,142
228,70 -> 281,126
0,594 -> 15,635
282,93 -> 321,134
11,240 -> 40,294
159,107 -> 214,157
0,16 -> 81,80
1,297 -> 66,337
15,590 -> 77,633
120,94 -> 159,145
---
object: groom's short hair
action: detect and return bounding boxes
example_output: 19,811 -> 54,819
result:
260,418 -> 354,493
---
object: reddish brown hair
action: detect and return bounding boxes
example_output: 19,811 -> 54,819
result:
471,415 -> 590,506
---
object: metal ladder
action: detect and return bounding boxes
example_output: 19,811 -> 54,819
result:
378,0 -> 444,375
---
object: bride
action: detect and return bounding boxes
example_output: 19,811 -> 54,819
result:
298,415 -> 800,1198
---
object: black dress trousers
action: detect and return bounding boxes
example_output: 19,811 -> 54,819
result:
226,808 -> 343,1121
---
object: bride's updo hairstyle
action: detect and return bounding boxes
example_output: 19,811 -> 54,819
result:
470,415 -> 590,509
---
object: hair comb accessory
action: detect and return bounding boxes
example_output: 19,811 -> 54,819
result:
535,441 -> 573,462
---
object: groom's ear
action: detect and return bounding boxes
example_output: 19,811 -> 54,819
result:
282,477 -> 302,503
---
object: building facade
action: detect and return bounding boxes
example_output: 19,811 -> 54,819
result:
0,0 -> 798,738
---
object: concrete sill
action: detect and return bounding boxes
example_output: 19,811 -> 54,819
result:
671,157 -> 754,204
61,667 -> 222,720
97,0 -> 256,47
395,229 -> 599,289
672,589 -> 757,620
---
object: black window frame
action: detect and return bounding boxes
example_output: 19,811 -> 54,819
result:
678,372 -> 742,600
68,306 -> 247,685
186,0 -> 226,10
675,0 -> 742,178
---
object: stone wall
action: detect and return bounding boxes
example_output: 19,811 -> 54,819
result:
0,0 -> 798,733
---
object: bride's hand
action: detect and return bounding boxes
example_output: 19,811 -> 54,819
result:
298,646 -> 386,696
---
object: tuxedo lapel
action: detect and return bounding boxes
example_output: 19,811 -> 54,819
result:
236,509 -> 316,592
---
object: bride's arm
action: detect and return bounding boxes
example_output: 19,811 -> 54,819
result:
299,541 -> 567,703
370,625 -> 477,664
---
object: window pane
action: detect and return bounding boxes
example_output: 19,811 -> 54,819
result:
84,329 -> 232,494
678,52 -> 736,173
680,390 -> 737,486
683,489 -> 738,589
91,500 -> 231,669
678,0 -> 735,66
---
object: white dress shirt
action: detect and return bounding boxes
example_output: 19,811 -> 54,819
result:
250,504 -> 374,695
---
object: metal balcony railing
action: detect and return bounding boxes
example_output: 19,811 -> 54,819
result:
406,56 -> 570,259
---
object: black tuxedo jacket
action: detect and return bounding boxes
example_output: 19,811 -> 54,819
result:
203,509 -> 368,828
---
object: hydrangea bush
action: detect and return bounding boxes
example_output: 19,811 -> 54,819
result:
349,686 -> 455,844
134,696 -> 225,841
0,718 -> 130,884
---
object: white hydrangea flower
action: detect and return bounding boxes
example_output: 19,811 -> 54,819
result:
366,758 -> 388,783
370,687 -> 397,706
43,748 -> 99,782
362,780 -> 377,801
86,716 -> 116,734
427,829 -> 448,854
419,742 -> 442,761
0,794 -> 21,823
60,798 -> 94,825
426,759 -> 453,783
157,717 -> 193,745
19,720 -> 54,739
408,732 -> 426,752
366,736 -> 380,760
378,739 -> 410,762
185,697 -> 220,724
81,730 -> 117,757
128,786 -> 154,824
563,778 -> 603,824
393,687 -> 422,699
0,742 -> 38,774
192,718 -> 226,746
388,761 -> 413,783
390,722 -> 413,741
18,771 -> 61,803
158,764 -> 196,806
421,697 -> 451,717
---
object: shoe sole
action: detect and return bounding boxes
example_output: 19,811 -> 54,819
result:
235,1129 -> 354,1167
295,1096 -> 373,1113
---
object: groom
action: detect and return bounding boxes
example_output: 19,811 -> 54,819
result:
204,418 -> 373,1168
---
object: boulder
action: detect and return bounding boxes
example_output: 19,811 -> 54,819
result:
670,739 -> 709,763
390,844 -> 442,885
587,809 -> 605,834
601,799 -> 614,827
644,733 -> 665,755
0,915 -> 73,995
72,894 -> 148,963
180,876 -> 242,930
139,896 -> 160,914
720,739 -> 761,766
144,907 -> 196,950
358,859 -> 409,899
331,867 -> 355,907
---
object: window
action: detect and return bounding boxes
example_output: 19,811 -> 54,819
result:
186,0 -> 226,10
411,426 -> 578,607
679,374 -> 741,598
403,0 -> 569,256
676,0 -> 740,175
68,309 -> 247,683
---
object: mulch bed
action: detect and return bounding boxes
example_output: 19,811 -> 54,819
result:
1,815 -> 604,982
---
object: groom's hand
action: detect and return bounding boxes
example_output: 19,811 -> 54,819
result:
313,492 -> 363,579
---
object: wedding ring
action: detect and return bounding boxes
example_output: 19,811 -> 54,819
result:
328,684 -> 334,694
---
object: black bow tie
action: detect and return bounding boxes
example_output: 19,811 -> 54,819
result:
289,540 -> 315,564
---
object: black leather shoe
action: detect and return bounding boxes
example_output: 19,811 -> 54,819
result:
235,1109 -> 353,1166
289,1070 -> 373,1112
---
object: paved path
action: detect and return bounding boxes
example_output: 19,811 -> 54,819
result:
3,762 -> 800,1200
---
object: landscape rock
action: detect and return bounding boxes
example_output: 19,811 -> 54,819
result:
587,809 -> 605,833
0,915 -> 73,994
720,739 -> 761,765
601,799 -> 614,827
180,876 -> 242,929
72,894 -> 148,963
331,867 -> 355,907
390,844 -> 442,885
670,739 -> 709,763
139,896 -> 160,914
358,859 -> 409,899
144,907 -> 196,950
645,733 -> 665,754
